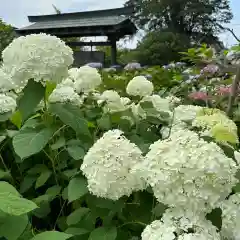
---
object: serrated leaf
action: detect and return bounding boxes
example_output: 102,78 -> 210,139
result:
89,227 -> 117,240
65,228 -> 89,236
49,103 -> 91,137
18,81 -> 45,121
0,214 -> 28,240
51,137 -> 65,150
68,177 -> 88,202
67,145 -> 85,160
0,192 -> 38,215
30,231 -> 72,240
35,170 -> 52,189
67,207 -> 90,226
13,127 -> 54,159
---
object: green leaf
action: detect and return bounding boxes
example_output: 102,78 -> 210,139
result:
67,208 -> 90,226
97,115 -> 112,130
0,136 -> 6,143
0,169 -> 11,180
20,175 -> 36,193
68,177 -> 88,202
0,214 -> 29,240
13,127 -> 54,159
65,228 -> 89,236
51,137 -> 66,150
35,170 -> 52,189
45,81 -> 57,100
62,169 -> 79,179
45,185 -> 62,199
67,145 -> 85,160
89,227 -> 117,240
18,81 -> 45,121
0,112 -> 13,122
30,231 -> 72,240
28,164 -> 48,175
0,181 -> 20,196
49,103 -> 91,137
10,110 -> 22,129
0,192 -> 38,215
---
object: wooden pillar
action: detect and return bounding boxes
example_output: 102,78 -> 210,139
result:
110,37 -> 117,66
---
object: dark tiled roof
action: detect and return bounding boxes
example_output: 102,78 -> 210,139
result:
19,15 -> 129,30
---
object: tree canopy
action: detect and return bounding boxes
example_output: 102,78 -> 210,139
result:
134,30 -> 191,66
125,0 -> 233,43
0,19 -> 15,60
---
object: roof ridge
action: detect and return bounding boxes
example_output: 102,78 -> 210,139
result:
28,6 -> 134,23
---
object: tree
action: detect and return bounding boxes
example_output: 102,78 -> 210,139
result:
0,19 -> 15,60
134,30 -> 191,65
125,0 -> 233,44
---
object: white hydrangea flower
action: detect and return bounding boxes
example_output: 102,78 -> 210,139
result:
219,193 -> 240,240
0,93 -> 17,114
174,105 -> 203,124
58,78 -> 75,88
2,33 -> 73,88
132,129 -> 239,212
100,90 -> 121,103
192,110 -> 238,144
49,86 -> 83,106
126,76 -> 154,97
0,68 -> 14,92
142,208 -> 220,240
142,94 -> 172,113
81,129 -> 146,200
98,90 -> 130,113
165,95 -> 181,107
68,66 -> 102,93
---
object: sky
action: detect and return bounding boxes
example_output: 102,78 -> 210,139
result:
0,0 -> 240,49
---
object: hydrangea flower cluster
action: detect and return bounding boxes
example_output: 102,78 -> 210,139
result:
48,86 -> 84,106
68,66 -> 102,93
142,208 -> 220,240
0,68 -> 14,93
81,129 -> 146,200
2,33 -> 73,88
96,90 -> 130,113
132,129 -> 238,212
192,108 -> 239,144
219,193 -> 240,239
0,93 -> 17,114
126,76 -> 154,97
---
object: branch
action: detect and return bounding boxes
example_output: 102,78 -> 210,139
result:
216,23 -> 240,42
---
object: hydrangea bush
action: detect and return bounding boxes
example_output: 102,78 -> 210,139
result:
0,34 -> 240,240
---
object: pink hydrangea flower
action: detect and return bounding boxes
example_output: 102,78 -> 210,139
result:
188,91 -> 209,100
217,86 -> 232,96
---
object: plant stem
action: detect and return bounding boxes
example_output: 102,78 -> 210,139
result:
43,149 -> 59,186
118,222 -> 147,228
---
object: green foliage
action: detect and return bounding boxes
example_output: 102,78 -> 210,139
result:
135,31 -> 191,65
0,19 -> 15,59
125,0 -> 232,44
0,43 -> 240,239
